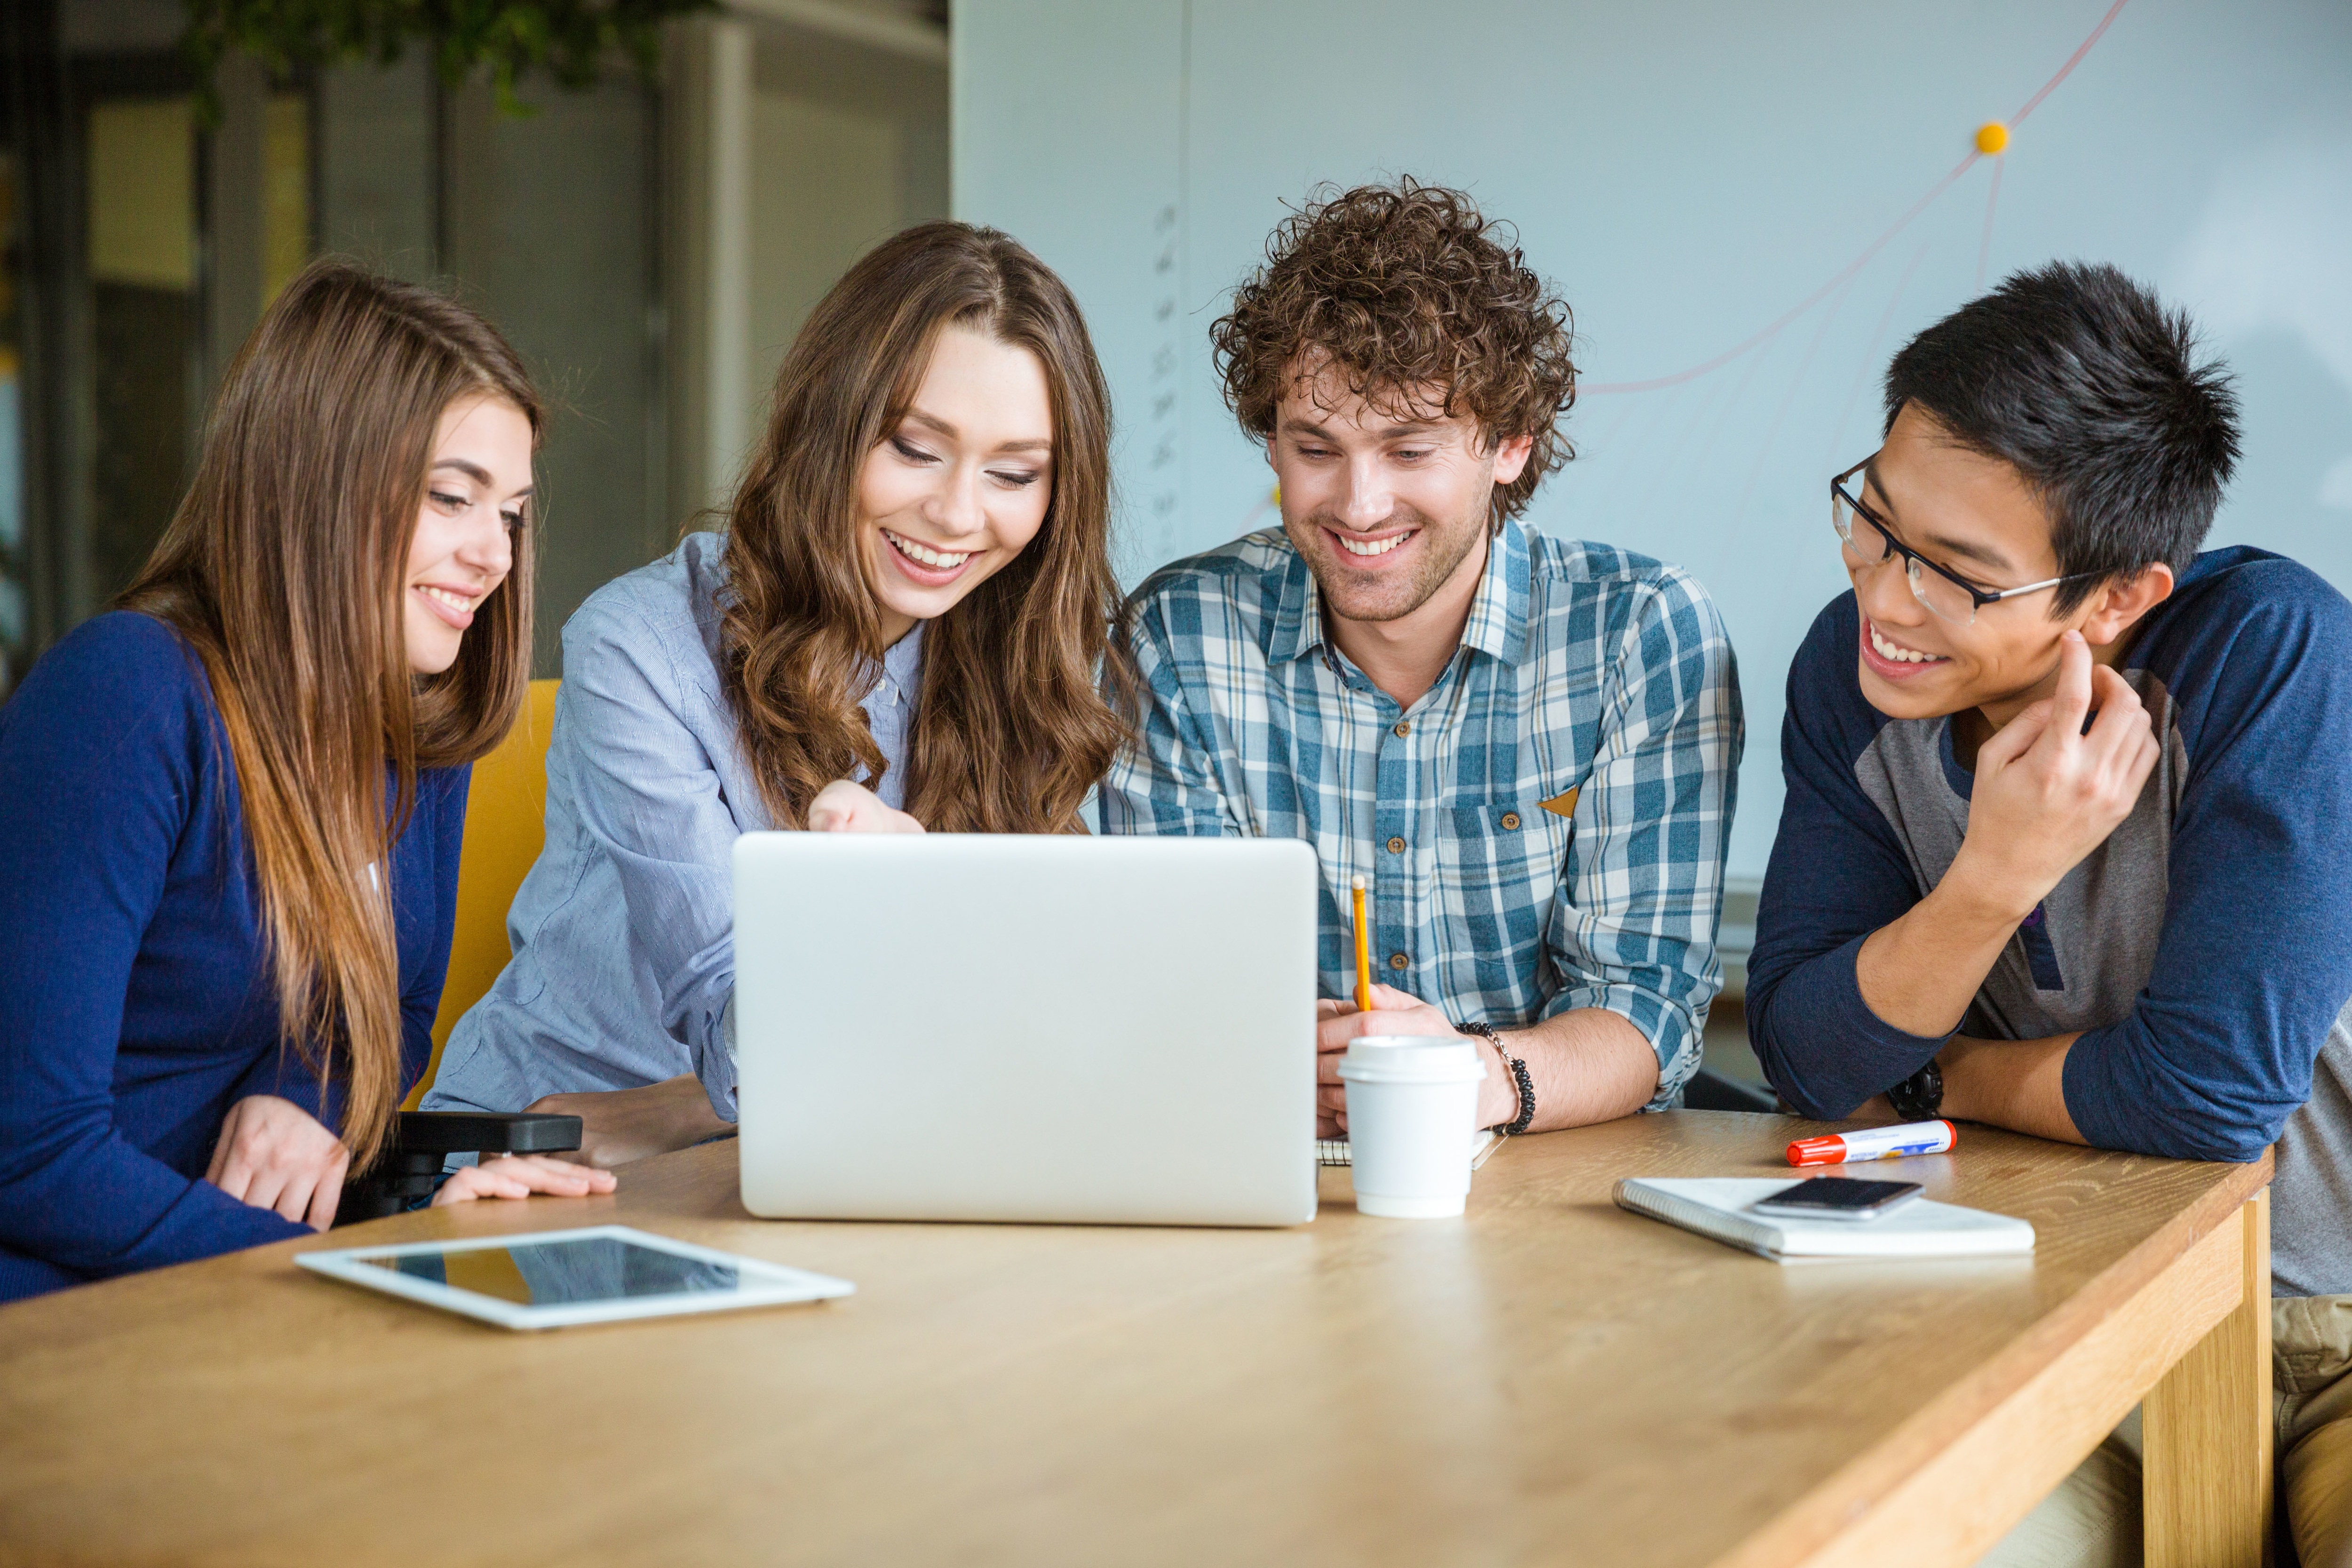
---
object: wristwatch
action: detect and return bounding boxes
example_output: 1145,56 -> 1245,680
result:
1458,1020 -> 1535,1135
1885,1059 -> 1946,1122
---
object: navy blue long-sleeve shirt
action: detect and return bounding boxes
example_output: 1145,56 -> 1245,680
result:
1749,547 -> 2352,1176
0,613 -> 466,1301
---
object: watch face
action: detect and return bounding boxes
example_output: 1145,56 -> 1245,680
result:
1889,1064 -> 1942,1120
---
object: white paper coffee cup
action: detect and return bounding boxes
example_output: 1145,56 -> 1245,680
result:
1337,1035 -> 1488,1218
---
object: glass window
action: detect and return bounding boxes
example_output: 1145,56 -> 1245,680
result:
84,91 -> 198,605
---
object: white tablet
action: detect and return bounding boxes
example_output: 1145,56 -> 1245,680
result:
295,1225 -> 855,1330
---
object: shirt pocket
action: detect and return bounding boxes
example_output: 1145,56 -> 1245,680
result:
1438,800 -> 1558,1003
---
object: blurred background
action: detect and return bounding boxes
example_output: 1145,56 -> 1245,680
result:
0,0 -> 947,691
4,0 -> 2348,1077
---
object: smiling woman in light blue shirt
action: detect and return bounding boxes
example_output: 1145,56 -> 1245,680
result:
424,222 -> 1132,1163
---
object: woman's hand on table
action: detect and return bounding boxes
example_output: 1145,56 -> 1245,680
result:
1312,984 -> 1466,1137
523,1074 -> 731,1169
807,779 -> 925,834
207,1094 -> 351,1231
433,1154 -> 616,1206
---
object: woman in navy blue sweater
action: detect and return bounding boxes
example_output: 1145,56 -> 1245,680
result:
0,261 -> 612,1302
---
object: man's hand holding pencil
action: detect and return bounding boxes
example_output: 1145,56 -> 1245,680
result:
1325,873 -> 1480,1135
1315,985 -> 1470,1136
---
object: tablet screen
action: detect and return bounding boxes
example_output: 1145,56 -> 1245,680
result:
357,1234 -> 740,1306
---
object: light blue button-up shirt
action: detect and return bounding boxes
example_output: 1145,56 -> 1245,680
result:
423,531 -> 922,1123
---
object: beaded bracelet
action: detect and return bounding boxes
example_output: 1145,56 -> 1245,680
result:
1458,1020 -> 1536,1135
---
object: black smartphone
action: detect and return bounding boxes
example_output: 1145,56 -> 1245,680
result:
1751,1177 -> 1924,1222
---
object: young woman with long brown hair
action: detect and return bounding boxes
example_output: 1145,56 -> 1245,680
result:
0,260 -> 613,1302
424,221 -> 1128,1164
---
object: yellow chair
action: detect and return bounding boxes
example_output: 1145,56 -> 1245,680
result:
405,678 -> 561,1108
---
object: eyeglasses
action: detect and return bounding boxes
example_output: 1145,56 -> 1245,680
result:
1830,459 -> 2096,627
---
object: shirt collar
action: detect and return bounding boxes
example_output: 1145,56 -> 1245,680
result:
1263,515 -> 1533,669
1265,541 -> 1326,665
877,620 -> 924,698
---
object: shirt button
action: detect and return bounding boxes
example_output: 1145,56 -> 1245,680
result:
1392,721 -> 1411,738
1388,952 -> 1409,971
1386,836 -> 1406,854
1500,812 -> 1521,830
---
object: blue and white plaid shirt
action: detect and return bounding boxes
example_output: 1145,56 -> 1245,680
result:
1103,518 -> 1742,1107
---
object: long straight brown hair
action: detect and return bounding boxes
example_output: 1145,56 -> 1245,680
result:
118,259 -> 540,1169
720,222 -> 1130,833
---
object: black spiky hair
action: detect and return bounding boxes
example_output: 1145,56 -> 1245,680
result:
1884,261 -> 2241,613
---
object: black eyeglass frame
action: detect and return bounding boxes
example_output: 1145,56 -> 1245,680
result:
1831,459 -> 2100,625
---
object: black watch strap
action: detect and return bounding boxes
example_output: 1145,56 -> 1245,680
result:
1459,1020 -> 1535,1135
1885,1059 -> 1946,1122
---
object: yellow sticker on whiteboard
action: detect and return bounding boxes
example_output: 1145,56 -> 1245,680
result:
1539,787 -> 1579,820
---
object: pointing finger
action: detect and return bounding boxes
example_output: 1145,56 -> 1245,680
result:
2050,631 -> 2093,741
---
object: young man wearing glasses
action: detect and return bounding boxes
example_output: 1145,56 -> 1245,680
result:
1105,180 -> 1741,1139
1748,262 -> 2352,1566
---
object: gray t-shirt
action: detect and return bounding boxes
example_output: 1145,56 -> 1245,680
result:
1853,679 -> 2352,1297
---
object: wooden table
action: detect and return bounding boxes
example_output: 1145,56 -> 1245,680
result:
0,1113 -> 2271,1568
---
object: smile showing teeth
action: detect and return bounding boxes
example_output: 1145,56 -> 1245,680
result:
1868,621 -> 1947,665
418,585 -> 478,613
884,529 -> 971,570
1336,530 -> 1414,558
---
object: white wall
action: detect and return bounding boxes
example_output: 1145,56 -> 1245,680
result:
955,0 -> 2352,881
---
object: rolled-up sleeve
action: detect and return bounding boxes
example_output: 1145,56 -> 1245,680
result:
1546,573 -> 1743,1108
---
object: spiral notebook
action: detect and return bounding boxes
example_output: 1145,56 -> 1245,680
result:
1319,1130 -> 1502,1168
1613,1177 -> 2035,1263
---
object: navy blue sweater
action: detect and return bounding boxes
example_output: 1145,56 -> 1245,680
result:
0,613 -> 466,1301
1749,547 -> 2352,1164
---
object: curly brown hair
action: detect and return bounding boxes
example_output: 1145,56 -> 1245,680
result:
1210,178 -> 1577,522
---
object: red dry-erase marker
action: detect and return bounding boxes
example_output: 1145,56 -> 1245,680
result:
1787,1119 -> 1956,1168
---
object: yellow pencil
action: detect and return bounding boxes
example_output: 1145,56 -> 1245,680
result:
1351,873 -> 1374,1014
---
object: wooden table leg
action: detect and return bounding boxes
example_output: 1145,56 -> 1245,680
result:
2144,1188 -> 2273,1568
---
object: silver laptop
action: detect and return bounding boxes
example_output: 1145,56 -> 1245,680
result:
733,832 -> 1319,1226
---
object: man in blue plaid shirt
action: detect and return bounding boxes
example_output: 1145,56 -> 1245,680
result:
1104,181 -> 1743,1138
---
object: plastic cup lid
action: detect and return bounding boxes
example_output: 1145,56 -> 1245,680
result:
1337,1036 -> 1488,1084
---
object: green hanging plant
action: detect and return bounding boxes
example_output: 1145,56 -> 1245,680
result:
183,0 -> 718,122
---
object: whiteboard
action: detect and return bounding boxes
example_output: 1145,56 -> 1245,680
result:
955,0 -> 2352,881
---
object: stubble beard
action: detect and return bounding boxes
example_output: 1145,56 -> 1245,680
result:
1294,504 -> 1489,625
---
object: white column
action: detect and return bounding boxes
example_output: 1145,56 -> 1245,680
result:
703,16 -> 754,502
667,15 -> 755,521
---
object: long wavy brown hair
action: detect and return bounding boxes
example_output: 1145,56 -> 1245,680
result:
720,222 -> 1128,833
118,260 -> 540,1169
